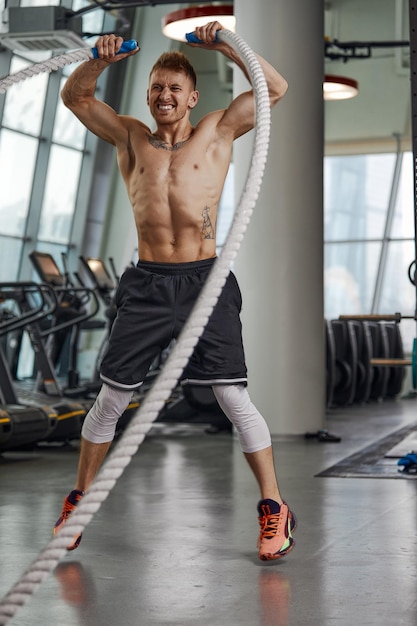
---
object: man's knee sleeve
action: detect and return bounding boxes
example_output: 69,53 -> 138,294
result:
81,384 -> 133,444
212,384 -> 271,453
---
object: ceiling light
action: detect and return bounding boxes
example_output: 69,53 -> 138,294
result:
162,5 -> 236,42
323,74 -> 359,100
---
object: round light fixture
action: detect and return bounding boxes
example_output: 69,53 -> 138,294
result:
323,74 -> 359,100
162,5 -> 236,42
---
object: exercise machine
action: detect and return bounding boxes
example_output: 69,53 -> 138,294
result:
29,250 -> 106,394
0,282 -> 86,449
28,252 -> 141,433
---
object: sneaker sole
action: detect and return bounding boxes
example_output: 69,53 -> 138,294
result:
67,534 -> 83,551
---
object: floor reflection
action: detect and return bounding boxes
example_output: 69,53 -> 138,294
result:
54,561 -> 96,620
258,568 -> 291,626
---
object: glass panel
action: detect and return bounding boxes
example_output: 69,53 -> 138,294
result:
21,0 -> 59,6
378,240 -> 416,351
37,145 -> 82,243
3,57 -> 48,135
324,241 -> 382,319
0,129 -> 38,237
395,318 -> 416,357
324,154 -> 396,241
0,236 -> 23,281
16,333 -> 35,380
53,77 -> 87,149
391,152 -> 415,239
62,61 -> 82,79
72,0 -> 105,41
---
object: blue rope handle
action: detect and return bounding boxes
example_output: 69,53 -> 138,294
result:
91,39 -> 138,58
0,40 -> 138,94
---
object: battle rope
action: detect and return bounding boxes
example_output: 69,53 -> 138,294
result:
0,40 -> 138,93
0,28 -> 270,625
0,49 -> 93,93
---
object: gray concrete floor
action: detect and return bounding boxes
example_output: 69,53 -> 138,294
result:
1,398 -> 417,626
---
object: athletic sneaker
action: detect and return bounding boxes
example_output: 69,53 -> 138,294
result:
53,489 -> 84,551
257,499 -> 296,561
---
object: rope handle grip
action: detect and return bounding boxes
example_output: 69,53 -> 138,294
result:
186,32 -> 219,44
91,39 -> 138,58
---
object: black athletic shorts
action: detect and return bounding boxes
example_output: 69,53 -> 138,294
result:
100,258 -> 247,390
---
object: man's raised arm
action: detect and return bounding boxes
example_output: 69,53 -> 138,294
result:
61,35 -> 139,145
188,22 -> 288,139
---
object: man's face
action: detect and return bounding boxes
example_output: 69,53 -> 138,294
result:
147,69 -> 198,125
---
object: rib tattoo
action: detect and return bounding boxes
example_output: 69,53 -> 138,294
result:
202,206 -> 215,239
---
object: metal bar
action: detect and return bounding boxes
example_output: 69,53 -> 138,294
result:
329,39 -> 409,48
339,313 -> 406,321
409,0 -> 417,319
370,358 -> 412,366
371,134 -> 404,312
0,344 -> 19,405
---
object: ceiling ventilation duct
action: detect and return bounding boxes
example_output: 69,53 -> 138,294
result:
0,6 -> 86,52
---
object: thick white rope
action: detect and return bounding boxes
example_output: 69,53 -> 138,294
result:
0,49 -> 93,93
0,29 -> 270,625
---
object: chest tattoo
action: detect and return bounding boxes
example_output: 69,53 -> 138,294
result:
147,133 -> 189,152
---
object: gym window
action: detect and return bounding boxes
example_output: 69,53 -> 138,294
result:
324,151 -> 416,350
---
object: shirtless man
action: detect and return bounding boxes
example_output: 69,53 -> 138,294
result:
54,22 -> 296,561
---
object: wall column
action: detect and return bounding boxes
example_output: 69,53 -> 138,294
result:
234,0 -> 325,434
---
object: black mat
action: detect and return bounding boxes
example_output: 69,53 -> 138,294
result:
317,421 -> 417,479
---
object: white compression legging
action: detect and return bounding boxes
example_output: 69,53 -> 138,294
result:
212,384 -> 271,453
82,383 -> 272,454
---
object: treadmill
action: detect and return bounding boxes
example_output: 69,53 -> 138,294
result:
0,282 -> 86,450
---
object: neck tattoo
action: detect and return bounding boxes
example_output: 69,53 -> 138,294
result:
147,133 -> 192,152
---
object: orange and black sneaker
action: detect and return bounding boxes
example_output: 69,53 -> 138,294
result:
53,489 -> 84,551
257,499 -> 296,561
